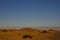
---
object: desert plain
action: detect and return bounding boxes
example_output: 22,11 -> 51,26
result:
0,28 -> 60,40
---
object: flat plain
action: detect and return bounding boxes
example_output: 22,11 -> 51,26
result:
0,28 -> 60,40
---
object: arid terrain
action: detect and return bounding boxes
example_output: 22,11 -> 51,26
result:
0,28 -> 60,40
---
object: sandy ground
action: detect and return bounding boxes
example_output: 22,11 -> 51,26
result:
0,28 -> 60,40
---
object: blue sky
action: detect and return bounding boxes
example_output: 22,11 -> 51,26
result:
0,0 -> 60,28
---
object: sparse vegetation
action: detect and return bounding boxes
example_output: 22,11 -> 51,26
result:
41,30 -> 47,33
23,35 -> 32,39
0,28 -> 60,40
0,29 -> 8,32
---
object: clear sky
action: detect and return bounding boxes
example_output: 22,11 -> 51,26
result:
0,0 -> 60,28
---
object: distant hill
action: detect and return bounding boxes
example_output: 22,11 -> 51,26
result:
0,26 -> 60,30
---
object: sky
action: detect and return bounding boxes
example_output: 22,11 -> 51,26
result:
0,0 -> 60,28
